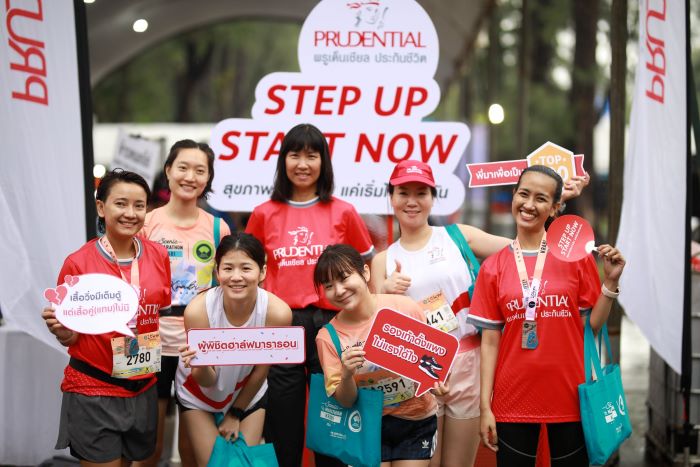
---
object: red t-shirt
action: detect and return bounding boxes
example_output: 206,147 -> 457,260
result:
245,197 -> 374,309
468,246 -> 600,423
59,238 -> 171,397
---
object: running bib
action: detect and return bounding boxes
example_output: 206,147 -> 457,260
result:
111,331 -> 162,378
421,291 -> 458,333
358,373 -> 415,406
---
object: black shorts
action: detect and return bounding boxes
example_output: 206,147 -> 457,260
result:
381,414 -> 437,461
176,390 -> 268,420
55,385 -> 158,462
155,355 -> 179,399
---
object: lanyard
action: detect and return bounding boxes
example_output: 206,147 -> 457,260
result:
99,236 -> 143,327
512,233 -> 548,321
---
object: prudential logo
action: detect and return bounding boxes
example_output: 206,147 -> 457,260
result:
348,410 -> 362,432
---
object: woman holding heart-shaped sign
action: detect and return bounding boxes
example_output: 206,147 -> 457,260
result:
41,169 -> 171,467
467,165 -> 625,466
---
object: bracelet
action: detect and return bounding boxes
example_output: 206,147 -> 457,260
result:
601,283 -> 620,299
228,406 -> 245,420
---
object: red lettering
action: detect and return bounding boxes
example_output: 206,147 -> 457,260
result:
6,0 -> 44,48
290,85 -> 314,114
405,87 -> 428,116
338,87 -> 361,115
246,131 -> 269,160
12,75 -> 47,105
355,134 -> 383,162
388,134 -> 413,163
263,132 -> 285,161
9,41 -> 46,76
264,85 -> 286,115
314,86 -> 336,115
314,30 -> 325,46
420,134 -> 458,164
219,131 -> 241,160
646,75 -> 664,103
374,87 -> 402,116
645,40 -> 665,76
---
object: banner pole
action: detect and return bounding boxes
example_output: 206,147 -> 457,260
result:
73,0 -> 96,240
681,0 -> 693,464
386,214 -> 394,245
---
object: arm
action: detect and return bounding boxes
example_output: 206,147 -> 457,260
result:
333,346 -> 364,408
480,329 -> 501,452
587,244 -> 625,332
459,224 -> 510,259
179,294 -> 217,387
561,173 -> 590,203
218,363 -> 269,441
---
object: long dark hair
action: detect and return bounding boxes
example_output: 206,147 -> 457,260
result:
96,169 -> 151,234
313,244 -> 365,289
215,232 -> 266,271
271,124 -> 334,202
164,139 -> 215,199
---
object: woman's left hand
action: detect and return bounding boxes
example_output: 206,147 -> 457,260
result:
597,244 -> 626,283
219,413 -> 241,442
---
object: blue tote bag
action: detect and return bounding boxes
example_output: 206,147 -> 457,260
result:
578,317 -> 632,465
206,433 -> 278,467
306,323 -> 382,467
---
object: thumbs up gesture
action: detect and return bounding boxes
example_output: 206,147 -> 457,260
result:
382,259 -> 412,295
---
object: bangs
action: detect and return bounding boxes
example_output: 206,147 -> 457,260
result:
313,254 -> 356,288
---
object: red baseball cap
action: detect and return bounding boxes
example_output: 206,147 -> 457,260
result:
389,160 -> 436,187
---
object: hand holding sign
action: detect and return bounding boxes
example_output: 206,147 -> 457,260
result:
43,273 -> 140,337
363,308 -> 458,397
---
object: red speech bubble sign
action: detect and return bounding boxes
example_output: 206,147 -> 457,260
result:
363,308 -> 459,397
548,215 -> 596,262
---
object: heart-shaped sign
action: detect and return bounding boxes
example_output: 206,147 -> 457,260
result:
44,285 -> 67,305
64,275 -> 79,287
548,215 -> 596,262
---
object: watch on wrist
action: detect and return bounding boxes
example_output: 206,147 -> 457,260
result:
228,406 -> 245,420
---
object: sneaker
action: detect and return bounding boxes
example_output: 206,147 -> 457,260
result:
418,359 -> 439,379
423,355 -> 443,371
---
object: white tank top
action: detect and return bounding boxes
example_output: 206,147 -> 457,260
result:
386,226 -> 477,341
175,286 -> 269,412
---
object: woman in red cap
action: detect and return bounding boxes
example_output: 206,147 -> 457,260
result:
370,160 -> 588,467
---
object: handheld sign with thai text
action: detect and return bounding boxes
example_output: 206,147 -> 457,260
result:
466,142 -> 585,187
548,215 -> 597,262
187,327 -> 305,366
44,274 -> 139,337
363,308 -> 458,397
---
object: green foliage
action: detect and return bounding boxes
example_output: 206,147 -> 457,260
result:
93,20 -> 301,122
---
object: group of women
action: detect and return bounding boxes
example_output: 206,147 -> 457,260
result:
42,122 -> 626,467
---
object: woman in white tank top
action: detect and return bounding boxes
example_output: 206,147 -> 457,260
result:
177,233 -> 292,466
370,160 -> 588,467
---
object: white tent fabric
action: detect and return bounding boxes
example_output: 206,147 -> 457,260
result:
617,0 -> 686,373
0,1 -> 87,463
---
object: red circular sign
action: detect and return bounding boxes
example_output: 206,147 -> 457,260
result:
548,215 -> 595,262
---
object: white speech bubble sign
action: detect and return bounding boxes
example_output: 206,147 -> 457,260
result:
187,327 -> 306,366
48,273 -> 139,337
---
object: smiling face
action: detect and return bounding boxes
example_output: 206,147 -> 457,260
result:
511,171 -> 561,234
285,147 -> 321,197
390,182 -> 434,229
216,249 -> 267,302
321,265 -> 371,312
96,181 -> 148,241
165,148 -> 210,202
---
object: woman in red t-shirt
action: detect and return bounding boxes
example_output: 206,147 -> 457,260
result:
42,170 -> 171,466
468,166 -> 626,466
245,123 -> 374,467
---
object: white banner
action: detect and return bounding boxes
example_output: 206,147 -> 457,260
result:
209,0 -> 470,215
617,0 -> 686,373
0,0 -> 86,463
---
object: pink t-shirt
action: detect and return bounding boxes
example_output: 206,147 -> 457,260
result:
316,294 -> 437,421
142,207 -> 230,355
